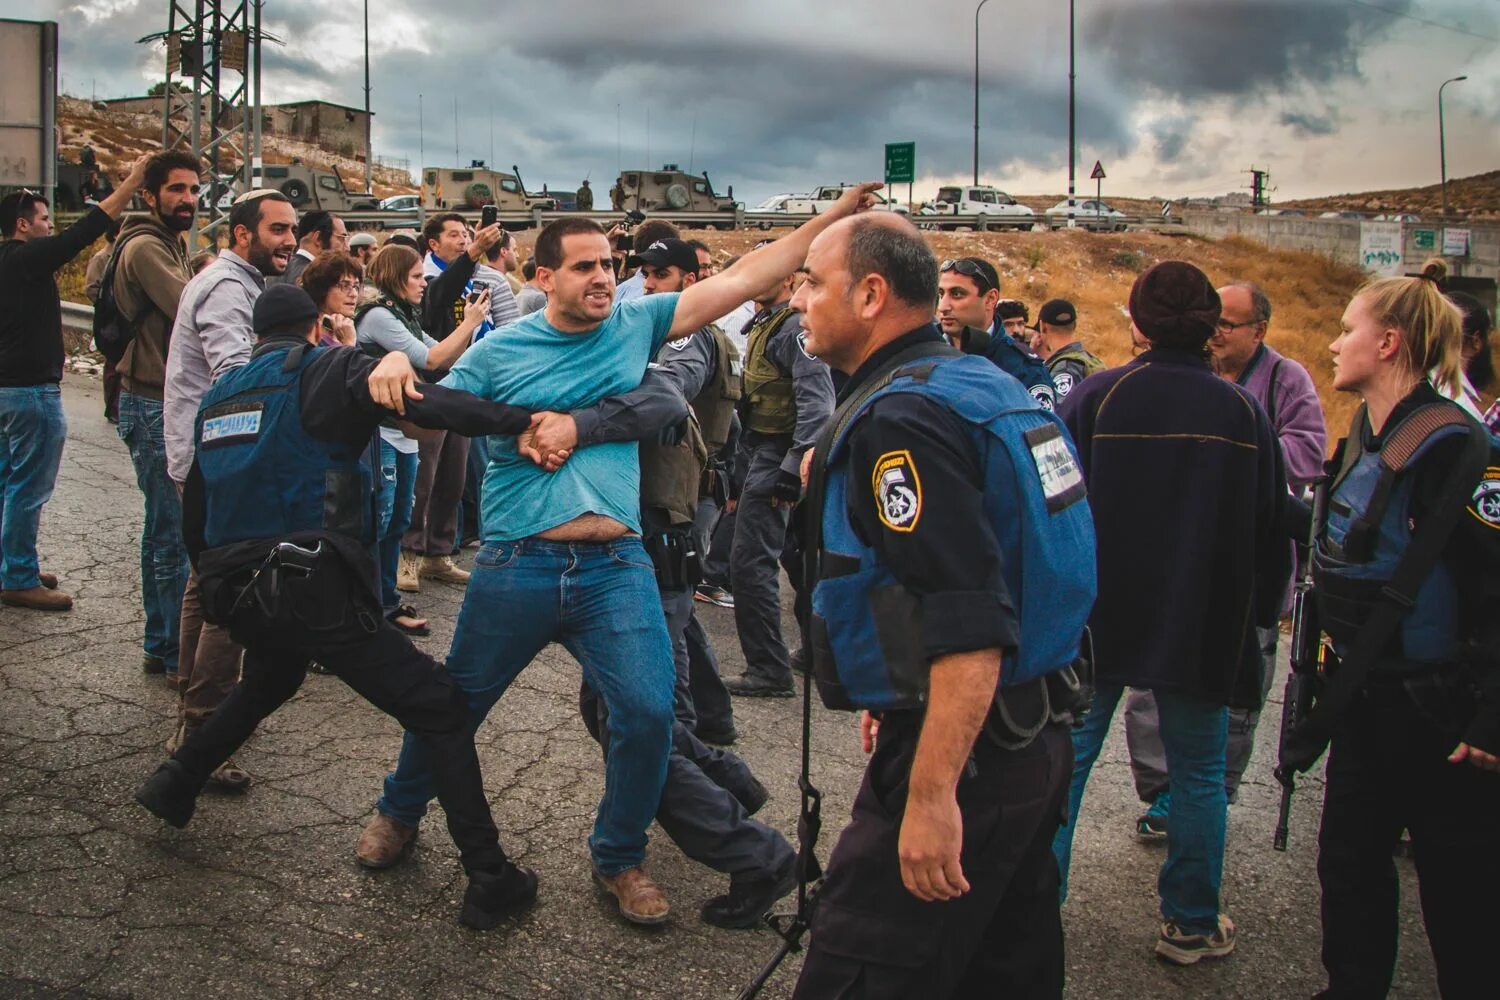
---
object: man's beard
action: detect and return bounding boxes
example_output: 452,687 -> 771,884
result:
247,239 -> 283,276
159,204 -> 195,233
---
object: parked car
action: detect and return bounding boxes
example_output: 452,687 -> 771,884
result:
1375,213 -> 1422,223
1045,198 -> 1128,232
380,194 -> 420,212
1320,211 -> 1365,219
754,193 -> 803,212
786,185 -> 909,215
918,185 -> 1035,230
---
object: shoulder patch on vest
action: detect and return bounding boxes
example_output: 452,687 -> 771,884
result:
1472,466 -> 1500,530
1024,424 -> 1085,513
797,331 -> 816,360
1029,384 -> 1056,411
667,335 -> 690,350
1053,371 -> 1075,397
200,401 -> 264,448
873,450 -> 922,532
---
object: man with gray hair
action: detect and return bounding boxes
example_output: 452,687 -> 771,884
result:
1124,279 -> 1325,838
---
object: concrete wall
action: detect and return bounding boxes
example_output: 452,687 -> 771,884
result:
1180,211 -> 1500,283
265,103 -> 369,157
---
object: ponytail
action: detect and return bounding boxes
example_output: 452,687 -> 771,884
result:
1353,257 -> 1463,396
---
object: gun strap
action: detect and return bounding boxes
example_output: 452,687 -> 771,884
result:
1296,409 -> 1491,752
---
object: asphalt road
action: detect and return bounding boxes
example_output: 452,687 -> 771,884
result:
0,376 -> 1440,999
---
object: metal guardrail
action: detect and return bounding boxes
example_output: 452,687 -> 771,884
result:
61,300 -> 94,336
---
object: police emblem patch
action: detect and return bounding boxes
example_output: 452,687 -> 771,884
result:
873,450 -> 922,532
1053,372 -> 1075,397
1029,385 -> 1055,411
667,336 -> 690,350
797,331 -> 817,360
1472,467 -> 1500,529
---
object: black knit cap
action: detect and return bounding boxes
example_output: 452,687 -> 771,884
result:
1128,260 -> 1221,348
253,284 -> 320,338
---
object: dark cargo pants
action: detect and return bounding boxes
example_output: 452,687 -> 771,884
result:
730,437 -> 793,687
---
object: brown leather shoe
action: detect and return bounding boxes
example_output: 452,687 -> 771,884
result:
356,813 -> 418,869
419,555 -> 470,585
594,866 -> 670,925
38,572 -> 58,589
1,586 -> 73,611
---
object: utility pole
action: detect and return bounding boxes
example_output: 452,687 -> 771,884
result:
1439,75 -> 1467,218
973,0 -> 991,187
453,95 -> 458,166
363,0 -> 372,195
1067,0 -> 1076,226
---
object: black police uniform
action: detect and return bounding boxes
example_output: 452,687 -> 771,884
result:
793,327 -> 1073,1000
136,334 -> 536,927
1312,383 -> 1500,1000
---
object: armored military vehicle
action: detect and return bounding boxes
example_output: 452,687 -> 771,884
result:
421,164 -> 557,213
614,165 -> 738,221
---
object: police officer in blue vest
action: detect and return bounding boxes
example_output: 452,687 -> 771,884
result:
133,284 -> 540,930
787,214 -> 1095,998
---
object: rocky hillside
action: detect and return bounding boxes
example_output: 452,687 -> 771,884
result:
1279,170 -> 1500,220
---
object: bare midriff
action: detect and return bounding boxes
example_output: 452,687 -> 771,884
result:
537,513 -> 634,542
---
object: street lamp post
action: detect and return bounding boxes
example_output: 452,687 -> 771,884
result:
1067,0 -> 1076,225
973,0 -> 991,187
1439,75 -> 1466,219
363,0 -> 372,196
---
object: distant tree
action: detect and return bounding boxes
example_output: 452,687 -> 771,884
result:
146,81 -> 189,98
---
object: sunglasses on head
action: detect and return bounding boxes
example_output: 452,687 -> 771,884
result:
940,258 -> 995,292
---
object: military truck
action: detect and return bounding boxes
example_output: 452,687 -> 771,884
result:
421,164 -> 558,213
253,162 -> 379,211
614,165 -> 738,221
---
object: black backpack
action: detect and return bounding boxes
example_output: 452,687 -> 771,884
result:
92,229 -> 156,366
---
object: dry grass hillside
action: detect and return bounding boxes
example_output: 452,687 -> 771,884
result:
1280,170 -> 1500,220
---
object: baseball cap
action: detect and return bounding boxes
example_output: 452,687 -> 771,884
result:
253,284 -> 320,337
631,238 -> 701,274
348,232 -> 377,248
1039,299 -> 1077,325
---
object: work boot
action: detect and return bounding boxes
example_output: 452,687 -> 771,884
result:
396,551 -> 421,593
356,813 -> 418,869
594,866 -> 670,925
207,757 -> 252,792
419,555 -> 470,585
459,863 -> 540,930
135,760 -> 199,828
701,862 -> 797,929
1,586 -> 73,611
725,674 -> 794,698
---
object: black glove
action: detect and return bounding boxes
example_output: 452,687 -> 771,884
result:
770,468 -> 803,506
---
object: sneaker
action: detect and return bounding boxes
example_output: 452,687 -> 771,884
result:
1136,790 -> 1171,842
1,586 -> 73,611
206,757 -> 252,793
1155,914 -> 1236,965
356,813 -> 418,869
594,866 -> 670,925
701,861 -> 797,929
725,674 -> 795,698
396,551 -> 421,593
459,863 -> 539,930
135,760 -> 199,828
420,555 -> 471,585
694,584 -> 734,608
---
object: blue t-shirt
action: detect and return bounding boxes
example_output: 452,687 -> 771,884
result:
440,293 -> 679,540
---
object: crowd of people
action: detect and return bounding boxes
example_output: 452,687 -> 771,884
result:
1,150 -> 1497,999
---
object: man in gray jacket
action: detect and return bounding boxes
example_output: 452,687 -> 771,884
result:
162,188 -> 297,789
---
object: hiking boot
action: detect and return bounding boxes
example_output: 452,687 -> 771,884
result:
693,584 -> 734,608
420,555 -> 470,585
206,757 -> 252,793
135,760 -> 199,828
396,551 -> 421,593
459,863 -> 540,930
1136,790 -> 1171,842
594,866 -> 670,925
701,861 -> 797,929
725,674 -> 795,699
1,586 -> 73,611
356,813 -> 418,869
1155,914 -> 1236,965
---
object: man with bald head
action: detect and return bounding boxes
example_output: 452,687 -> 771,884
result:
788,213 -> 1092,998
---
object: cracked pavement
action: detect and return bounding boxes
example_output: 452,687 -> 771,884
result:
0,377 -> 1440,999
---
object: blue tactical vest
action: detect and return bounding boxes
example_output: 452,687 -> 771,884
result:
986,332 -> 1057,412
1313,405 -> 1472,668
811,353 -> 1096,712
195,342 -> 374,549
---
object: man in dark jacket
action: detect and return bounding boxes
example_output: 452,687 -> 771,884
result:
1050,261 -> 1288,966
0,154 -> 149,612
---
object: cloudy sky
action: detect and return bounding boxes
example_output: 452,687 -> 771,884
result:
9,0 -> 1499,203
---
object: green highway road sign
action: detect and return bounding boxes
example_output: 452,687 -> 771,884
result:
885,142 -> 915,185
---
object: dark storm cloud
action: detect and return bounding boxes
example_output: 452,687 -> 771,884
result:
1280,111 -> 1339,137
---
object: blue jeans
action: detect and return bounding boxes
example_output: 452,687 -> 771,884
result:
375,440 -> 418,612
0,384 -> 67,591
378,536 -> 676,873
1053,684 -> 1228,934
116,392 -> 190,670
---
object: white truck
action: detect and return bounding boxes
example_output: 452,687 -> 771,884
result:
918,185 -> 1036,230
786,185 -> 909,215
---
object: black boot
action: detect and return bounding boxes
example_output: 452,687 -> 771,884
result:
135,760 -> 199,828
459,863 -> 539,930
700,861 -> 797,929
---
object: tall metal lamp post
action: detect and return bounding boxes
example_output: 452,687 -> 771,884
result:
973,0 -> 992,186
1439,75 -> 1466,218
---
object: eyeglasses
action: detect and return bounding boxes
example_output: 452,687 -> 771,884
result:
940,258 -> 995,292
1214,319 -> 1258,334
336,279 -> 361,292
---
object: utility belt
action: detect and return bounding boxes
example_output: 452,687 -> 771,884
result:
643,524 -> 702,592
197,530 -> 383,649
1350,657 -> 1484,745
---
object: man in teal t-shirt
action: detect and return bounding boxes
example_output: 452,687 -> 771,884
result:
360,195 -> 882,926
